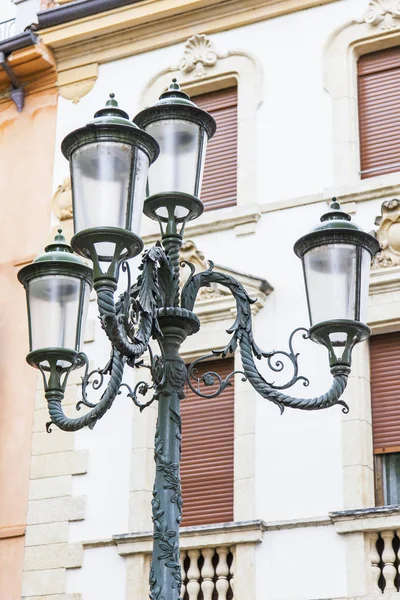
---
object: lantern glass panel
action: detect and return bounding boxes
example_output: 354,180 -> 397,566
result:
145,119 -> 207,197
303,244 -> 370,344
72,141 -> 144,259
28,275 -> 90,353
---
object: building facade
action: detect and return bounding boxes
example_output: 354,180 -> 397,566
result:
2,0 -> 400,598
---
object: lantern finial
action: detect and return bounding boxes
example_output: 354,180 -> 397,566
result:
330,197 -> 341,210
159,78 -> 191,101
93,92 -> 130,120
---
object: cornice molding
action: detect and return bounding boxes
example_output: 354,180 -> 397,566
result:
40,0 -> 339,76
0,40 -> 57,101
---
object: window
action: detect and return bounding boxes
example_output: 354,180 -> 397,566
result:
193,87 -> 238,211
181,358 -> 234,526
358,47 -> 400,179
370,332 -> 400,505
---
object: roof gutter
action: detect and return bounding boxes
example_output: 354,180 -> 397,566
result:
37,0 -> 144,30
0,30 -> 38,112
0,31 -> 38,57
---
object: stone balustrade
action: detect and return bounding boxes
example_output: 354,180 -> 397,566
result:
331,506 -> 400,598
181,545 -> 234,599
112,520 -> 265,599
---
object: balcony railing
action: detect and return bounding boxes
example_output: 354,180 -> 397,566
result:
112,520 -> 265,600
331,505 -> 400,597
0,18 -> 15,42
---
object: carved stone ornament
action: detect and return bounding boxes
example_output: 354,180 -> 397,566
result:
180,241 -> 225,300
178,33 -> 227,78
52,177 -> 73,221
372,199 -> 400,268
363,0 -> 400,29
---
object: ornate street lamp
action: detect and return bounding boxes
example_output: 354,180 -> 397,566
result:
18,85 -> 379,600
61,92 -> 159,285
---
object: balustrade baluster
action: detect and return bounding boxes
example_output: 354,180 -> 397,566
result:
369,534 -> 381,592
180,551 -> 187,599
229,546 -> 235,596
216,546 -> 230,598
201,547 -> 215,600
187,549 -> 201,599
382,531 -> 397,592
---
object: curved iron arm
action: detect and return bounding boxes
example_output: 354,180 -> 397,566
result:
96,244 -> 173,361
181,263 -> 349,413
45,347 -> 126,432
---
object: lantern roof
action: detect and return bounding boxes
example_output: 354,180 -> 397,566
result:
18,230 -> 93,287
293,199 -> 380,259
61,94 -> 159,163
134,79 -> 216,139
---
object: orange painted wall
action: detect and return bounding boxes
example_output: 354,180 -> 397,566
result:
0,88 -> 58,600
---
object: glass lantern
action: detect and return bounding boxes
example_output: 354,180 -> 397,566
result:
134,79 -> 216,224
18,230 -> 93,368
61,94 -> 159,263
294,200 -> 380,349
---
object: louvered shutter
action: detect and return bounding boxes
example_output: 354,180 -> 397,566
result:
180,358 -> 234,527
370,332 -> 400,453
194,87 -> 237,210
358,47 -> 400,179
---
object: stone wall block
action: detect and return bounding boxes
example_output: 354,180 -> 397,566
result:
22,569 -> 65,597
32,430 -> 74,456
27,496 -> 85,525
30,450 -> 88,479
29,475 -> 72,500
24,543 -> 83,571
25,522 -> 69,547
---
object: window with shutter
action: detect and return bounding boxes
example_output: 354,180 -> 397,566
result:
370,332 -> 400,505
194,87 -> 237,211
180,358 -> 234,527
358,47 -> 400,179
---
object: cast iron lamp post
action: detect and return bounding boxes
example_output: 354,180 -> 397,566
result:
18,81 -> 379,600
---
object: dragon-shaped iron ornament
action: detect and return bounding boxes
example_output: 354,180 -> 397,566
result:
18,86 -> 380,600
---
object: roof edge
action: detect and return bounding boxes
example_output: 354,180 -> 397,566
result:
37,0 -> 143,30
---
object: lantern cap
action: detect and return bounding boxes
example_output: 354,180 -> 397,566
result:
293,198 -> 380,258
18,230 -> 93,288
34,230 -> 88,267
134,79 -> 216,139
157,79 -> 196,107
61,94 -> 159,163
311,198 -> 362,233
90,93 -> 134,126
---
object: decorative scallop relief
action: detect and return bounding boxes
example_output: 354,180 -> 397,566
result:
373,199 -> 400,268
178,33 -> 227,78
363,0 -> 400,29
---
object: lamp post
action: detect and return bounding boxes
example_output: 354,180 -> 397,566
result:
18,81 -> 380,600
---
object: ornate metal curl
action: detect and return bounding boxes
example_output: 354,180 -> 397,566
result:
46,347 -> 127,432
181,262 -> 349,414
187,352 -> 246,399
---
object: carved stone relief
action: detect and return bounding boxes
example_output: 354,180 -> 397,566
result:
180,241 -> 225,300
363,0 -> 400,30
373,199 -> 400,268
52,177 -> 73,221
178,33 -> 227,78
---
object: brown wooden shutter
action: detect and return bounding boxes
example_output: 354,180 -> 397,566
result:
370,332 -> 400,453
358,47 -> 400,179
180,358 -> 234,527
194,87 -> 237,210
